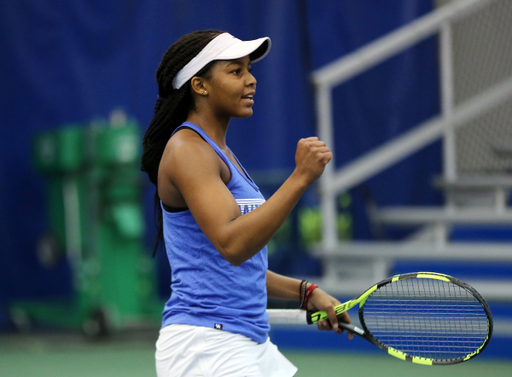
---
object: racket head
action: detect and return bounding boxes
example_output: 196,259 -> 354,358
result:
358,272 -> 493,365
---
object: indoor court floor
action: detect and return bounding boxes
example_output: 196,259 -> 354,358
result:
0,329 -> 511,377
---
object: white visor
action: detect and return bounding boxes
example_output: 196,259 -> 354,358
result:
172,33 -> 271,90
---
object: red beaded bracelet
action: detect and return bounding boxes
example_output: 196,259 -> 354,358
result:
301,283 -> 318,309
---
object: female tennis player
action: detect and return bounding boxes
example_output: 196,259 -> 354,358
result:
141,30 -> 352,377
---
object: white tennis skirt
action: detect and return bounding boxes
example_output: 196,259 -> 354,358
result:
155,324 -> 297,377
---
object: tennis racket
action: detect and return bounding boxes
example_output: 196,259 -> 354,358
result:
267,272 -> 493,365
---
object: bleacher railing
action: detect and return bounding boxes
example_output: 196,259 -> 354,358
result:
313,0 -> 512,251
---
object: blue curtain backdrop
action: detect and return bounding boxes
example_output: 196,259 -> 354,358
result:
0,0 -> 440,327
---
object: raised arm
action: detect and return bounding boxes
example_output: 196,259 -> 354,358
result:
158,132 -> 332,266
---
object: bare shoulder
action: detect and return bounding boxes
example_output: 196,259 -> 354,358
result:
166,128 -> 210,152
159,128 -> 221,180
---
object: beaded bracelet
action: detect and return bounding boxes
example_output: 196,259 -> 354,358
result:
301,283 -> 318,309
298,280 -> 307,309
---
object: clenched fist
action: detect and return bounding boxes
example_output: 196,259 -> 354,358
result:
294,137 -> 333,185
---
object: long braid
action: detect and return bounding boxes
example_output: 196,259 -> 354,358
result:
141,30 -> 223,255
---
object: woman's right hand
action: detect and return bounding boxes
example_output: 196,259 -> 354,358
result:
294,137 -> 333,185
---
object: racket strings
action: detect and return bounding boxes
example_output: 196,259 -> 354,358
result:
362,278 -> 489,361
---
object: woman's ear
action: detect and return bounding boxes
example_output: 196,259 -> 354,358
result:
190,77 -> 207,96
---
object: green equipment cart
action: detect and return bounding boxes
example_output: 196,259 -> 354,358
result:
10,112 -> 161,337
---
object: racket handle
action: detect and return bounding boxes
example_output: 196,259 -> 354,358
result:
338,322 -> 365,336
266,309 -> 365,337
307,311 -> 365,335
306,309 -> 329,324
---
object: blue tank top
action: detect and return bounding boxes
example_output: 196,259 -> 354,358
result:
160,122 -> 270,343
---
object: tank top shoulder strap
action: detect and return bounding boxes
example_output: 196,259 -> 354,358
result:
171,122 -> 259,191
172,122 -> 233,169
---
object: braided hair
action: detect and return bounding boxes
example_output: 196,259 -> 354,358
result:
141,30 -> 223,255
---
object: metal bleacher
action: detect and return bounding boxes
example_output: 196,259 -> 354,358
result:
311,0 -> 512,301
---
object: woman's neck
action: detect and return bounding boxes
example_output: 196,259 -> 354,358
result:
187,112 -> 229,149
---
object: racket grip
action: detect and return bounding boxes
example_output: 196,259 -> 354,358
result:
307,310 -> 365,336
306,309 -> 328,324
306,310 -> 314,325
338,322 -> 365,336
